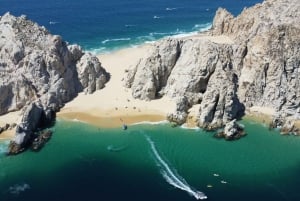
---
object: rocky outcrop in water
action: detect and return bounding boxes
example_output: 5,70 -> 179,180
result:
0,13 -> 109,154
124,0 -> 300,133
215,119 -> 245,140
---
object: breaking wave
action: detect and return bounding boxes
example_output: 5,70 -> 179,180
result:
132,120 -> 168,126
166,7 -> 177,11
145,135 -> 207,200
85,22 -> 212,55
49,21 -> 59,25
101,38 -> 131,44
87,47 -> 107,54
192,23 -> 212,31
180,124 -> 201,130
153,15 -> 163,19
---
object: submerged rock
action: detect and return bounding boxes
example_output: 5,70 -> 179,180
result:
215,119 -> 245,140
31,130 -> 52,152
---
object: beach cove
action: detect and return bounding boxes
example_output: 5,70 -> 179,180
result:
1,0 -> 300,200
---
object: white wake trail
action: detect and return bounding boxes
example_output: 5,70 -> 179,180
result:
145,135 -> 207,200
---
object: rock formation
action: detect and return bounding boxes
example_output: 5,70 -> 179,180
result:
124,0 -> 300,133
0,13 -> 109,153
215,119 -> 245,140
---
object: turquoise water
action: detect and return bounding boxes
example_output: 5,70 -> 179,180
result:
1,120 -> 300,201
2,1 -> 299,200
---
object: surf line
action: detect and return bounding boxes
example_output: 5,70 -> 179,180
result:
145,135 -> 207,200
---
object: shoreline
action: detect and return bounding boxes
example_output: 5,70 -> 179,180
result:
0,32 -> 298,140
58,111 -> 168,129
0,110 -> 22,140
57,43 -> 176,130
57,32 -> 233,129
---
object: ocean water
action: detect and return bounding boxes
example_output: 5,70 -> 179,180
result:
0,120 -> 300,201
4,1 -> 299,201
1,0 -> 261,53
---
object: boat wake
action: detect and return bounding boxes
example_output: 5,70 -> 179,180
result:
145,135 -> 207,200
107,145 -> 128,152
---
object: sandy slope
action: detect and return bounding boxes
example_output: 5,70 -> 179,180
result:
1,33 -> 290,140
57,44 -> 176,128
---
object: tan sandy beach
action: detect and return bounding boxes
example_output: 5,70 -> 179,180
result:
1,33 -> 298,140
57,44 -> 176,128
244,106 -> 275,125
57,34 -> 235,128
0,110 -> 22,140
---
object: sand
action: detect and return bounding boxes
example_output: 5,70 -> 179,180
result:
57,43 -> 176,128
58,33 -> 237,128
0,110 -> 22,140
1,33 -> 297,140
244,106 -> 274,125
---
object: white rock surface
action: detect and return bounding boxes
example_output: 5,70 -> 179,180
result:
124,0 -> 300,131
0,13 -> 109,150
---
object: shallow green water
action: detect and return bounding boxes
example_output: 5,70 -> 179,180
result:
1,119 -> 300,201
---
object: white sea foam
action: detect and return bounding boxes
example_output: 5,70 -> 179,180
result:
166,7 -> 177,11
145,135 -> 207,200
150,32 -> 170,36
192,23 -> 212,32
171,31 -> 198,39
87,47 -> 107,54
153,15 -> 163,19
180,124 -> 201,131
125,24 -> 137,28
132,120 -> 169,126
49,21 -> 59,25
101,38 -> 131,44
71,118 -> 88,124
0,141 -> 9,156
8,183 -> 30,195
136,35 -> 156,44
144,41 -> 156,44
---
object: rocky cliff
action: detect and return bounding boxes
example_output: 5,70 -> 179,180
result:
124,0 -> 300,134
0,13 -> 109,153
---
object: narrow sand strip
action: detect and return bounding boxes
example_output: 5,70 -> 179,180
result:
58,34 -> 235,128
0,110 -> 22,140
2,33 -> 293,140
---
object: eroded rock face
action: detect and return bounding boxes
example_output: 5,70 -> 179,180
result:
124,38 -> 181,100
212,0 -> 300,130
217,119 -> 245,140
77,53 -> 108,94
124,0 -> 300,131
0,13 -> 109,153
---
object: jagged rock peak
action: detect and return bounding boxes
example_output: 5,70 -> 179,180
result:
124,0 -> 300,132
0,13 -> 109,153
212,0 -> 300,40
0,12 -> 108,115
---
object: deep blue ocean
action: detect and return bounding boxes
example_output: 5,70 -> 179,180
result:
1,0 -> 262,53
